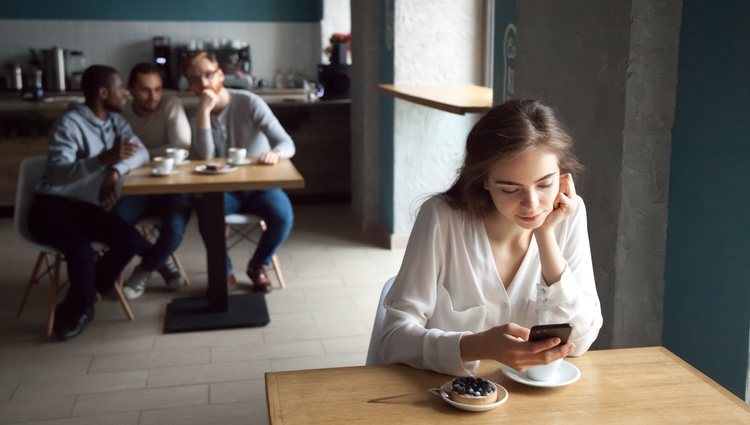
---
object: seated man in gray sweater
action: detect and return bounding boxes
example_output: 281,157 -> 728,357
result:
28,65 -> 150,341
184,51 -> 295,292
117,62 -> 192,299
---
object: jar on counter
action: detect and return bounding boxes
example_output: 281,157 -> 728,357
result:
6,64 -> 23,91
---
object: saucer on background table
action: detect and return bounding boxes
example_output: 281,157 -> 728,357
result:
150,168 -> 179,177
176,159 -> 191,166
500,360 -> 581,388
194,164 -> 237,175
227,158 -> 252,166
427,380 -> 509,412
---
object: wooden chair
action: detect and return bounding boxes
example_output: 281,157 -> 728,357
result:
14,156 -> 134,337
225,213 -> 286,289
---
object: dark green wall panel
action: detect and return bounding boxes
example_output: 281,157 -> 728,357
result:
0,0 -> 322,22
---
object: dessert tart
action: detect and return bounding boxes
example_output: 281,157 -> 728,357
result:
449,377 -> 498,405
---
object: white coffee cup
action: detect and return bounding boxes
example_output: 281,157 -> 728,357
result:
526,358 -> 563,382
153,156 -> 175,174
228,147 -> 247,164
165,148 -> 189,165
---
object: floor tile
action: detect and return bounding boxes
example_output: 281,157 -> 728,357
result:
147,360 -> 270,388
13,370 -> 148,400
139,400 -> 268,425
0,357 -> 91,381
211,339 -> 324,363
209,378 -> 266,404
73,384 -> 207,416
89,348 -> 210,373
270,352 -> 365,372
12,412 -> 140,425
0,396 -> 75,425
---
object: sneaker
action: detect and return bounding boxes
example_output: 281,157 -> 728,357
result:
157,256 -> 186,290
123,265 -> 152,299
247,263 -> 272,293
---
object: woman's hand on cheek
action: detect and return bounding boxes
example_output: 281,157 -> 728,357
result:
538,173 -> 578,232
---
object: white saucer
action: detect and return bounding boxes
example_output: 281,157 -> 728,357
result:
150,168 -> 179,177
227,158 -> 252,166
194,164 -> 237,175
176,159 -> 191,166
500,360 -> 581,388
429,380 -> 508,412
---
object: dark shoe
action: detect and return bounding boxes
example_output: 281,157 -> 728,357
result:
54,307 -> 94,341
247,264 -> 272,293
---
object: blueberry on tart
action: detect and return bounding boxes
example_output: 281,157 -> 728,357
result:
449,377 -> 498,405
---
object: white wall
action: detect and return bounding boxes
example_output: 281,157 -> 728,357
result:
392,0 -> 483,235
0,19 -> 320,84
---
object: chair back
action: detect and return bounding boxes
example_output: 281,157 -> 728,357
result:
14,156 -> 48,245
366,276 -> 396,366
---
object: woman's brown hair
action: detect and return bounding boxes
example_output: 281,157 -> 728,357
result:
442,99 -> 581,217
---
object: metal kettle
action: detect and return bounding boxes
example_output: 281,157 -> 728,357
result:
42,47 -> 66,92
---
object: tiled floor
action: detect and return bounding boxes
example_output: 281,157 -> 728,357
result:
0,204 -> 405,424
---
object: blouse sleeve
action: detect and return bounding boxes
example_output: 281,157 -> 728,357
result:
378,199 -> 479,376
535,199 -> 603,355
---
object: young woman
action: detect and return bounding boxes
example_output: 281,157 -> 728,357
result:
378,99 -> 603,377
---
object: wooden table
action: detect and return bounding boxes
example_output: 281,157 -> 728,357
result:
123,159 -> 304,333
265,347 -> 750,424
378,84 -> 493,115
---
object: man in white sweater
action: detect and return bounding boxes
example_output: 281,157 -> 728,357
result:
184,51 -> 295,292
116,63 -> 193,299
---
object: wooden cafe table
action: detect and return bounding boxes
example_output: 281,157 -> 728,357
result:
123,159 -> 304,333
265,347 -> 750,424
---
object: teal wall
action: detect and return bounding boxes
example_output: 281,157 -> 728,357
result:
492,0 -> 517,104
378,0 -> 394,233
663,0 -> 750,399
0,0 -> 322,22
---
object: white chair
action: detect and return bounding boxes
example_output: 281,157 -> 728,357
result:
137,217 -> 191,287
14,156 -> 134,338
366,276 -> 396,366
225,213 -> 286,289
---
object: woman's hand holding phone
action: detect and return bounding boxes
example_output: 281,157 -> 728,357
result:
459,322 -> 576,371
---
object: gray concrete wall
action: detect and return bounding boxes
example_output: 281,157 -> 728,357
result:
350,0 -> 382,230
514,0 -> 680,349
614,0 -> 680,347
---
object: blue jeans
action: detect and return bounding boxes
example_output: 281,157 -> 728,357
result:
195,189 -> 293,275
113,194 -> 192,271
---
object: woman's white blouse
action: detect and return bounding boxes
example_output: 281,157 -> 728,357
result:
378,196 -> 603,377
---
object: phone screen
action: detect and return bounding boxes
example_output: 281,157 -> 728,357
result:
529,323 -> 573,345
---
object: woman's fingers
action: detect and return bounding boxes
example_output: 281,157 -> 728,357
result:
503,322 -> 531,341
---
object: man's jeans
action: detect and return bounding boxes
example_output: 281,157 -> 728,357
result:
195,189 -> 293,275
113,194 -> 192,271
28,194 -> 149,314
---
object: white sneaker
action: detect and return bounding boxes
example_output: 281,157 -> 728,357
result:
157,257 -> 186,290
123,266 -> 151,299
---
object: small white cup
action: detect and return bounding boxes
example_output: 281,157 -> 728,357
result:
165,148 -> 189,165
228,147 -> 247,164
153,156 -> 175,174
526,358 -> 563,382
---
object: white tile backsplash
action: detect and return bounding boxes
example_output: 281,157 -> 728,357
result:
0,19 -> 321,83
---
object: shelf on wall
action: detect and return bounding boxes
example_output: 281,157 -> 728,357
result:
377,84 -> 492,115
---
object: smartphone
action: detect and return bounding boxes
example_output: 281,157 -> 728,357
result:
529,323 -> 573,346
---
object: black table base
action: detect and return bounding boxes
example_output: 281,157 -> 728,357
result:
162,191 -> 270,333
164,293 -> 270,333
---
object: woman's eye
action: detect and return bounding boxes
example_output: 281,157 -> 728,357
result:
538,183 -> 553,189
501,188 -> 519,194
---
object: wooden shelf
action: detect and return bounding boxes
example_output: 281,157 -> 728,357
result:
377,84 -> 492,115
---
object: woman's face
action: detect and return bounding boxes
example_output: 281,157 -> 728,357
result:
484,147 -> 560,230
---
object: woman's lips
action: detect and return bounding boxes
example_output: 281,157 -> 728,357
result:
518,213 -> 541,223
